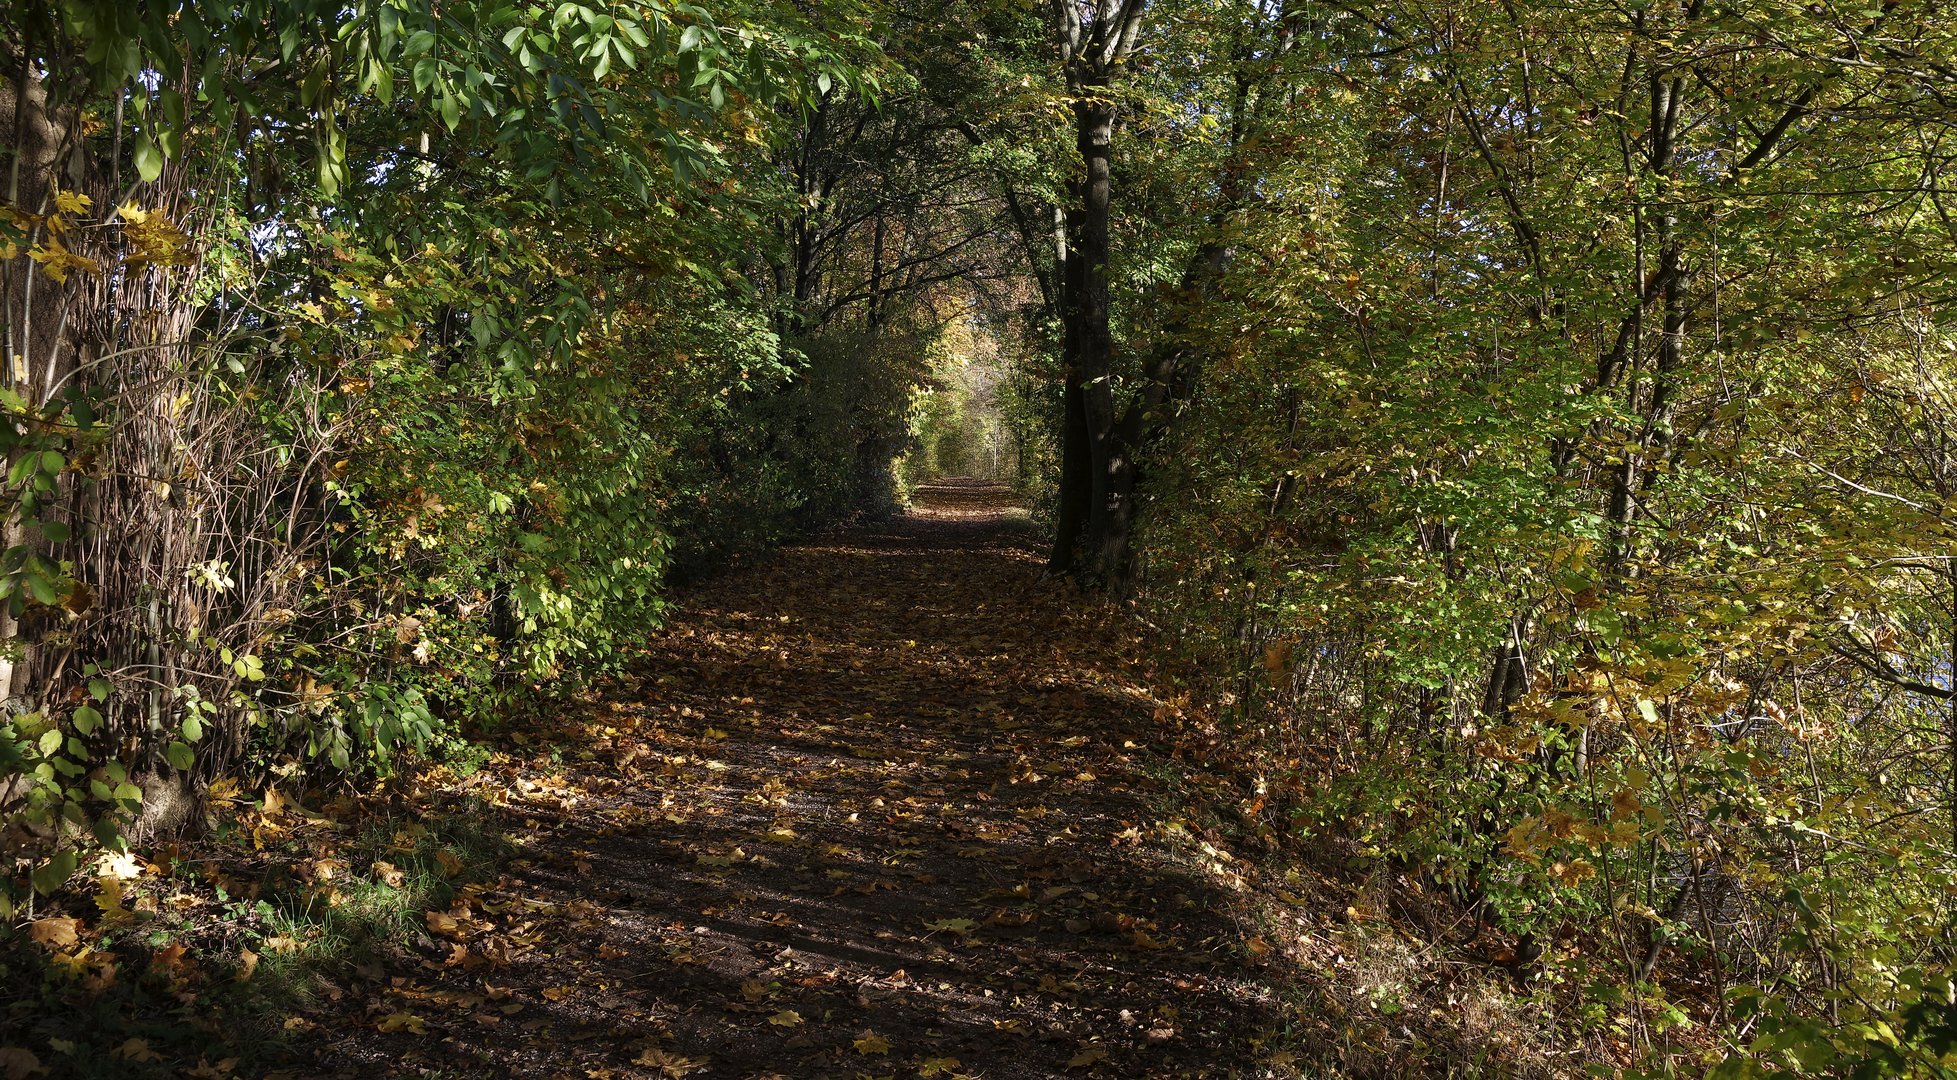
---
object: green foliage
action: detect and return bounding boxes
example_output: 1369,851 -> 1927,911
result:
1004,0 -> 1957,1072
0,0 -> 910,917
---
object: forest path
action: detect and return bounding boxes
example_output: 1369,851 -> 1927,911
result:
319,480 -> 1296,1079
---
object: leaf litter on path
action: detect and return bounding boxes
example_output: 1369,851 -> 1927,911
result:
299,481 -> 1305,1078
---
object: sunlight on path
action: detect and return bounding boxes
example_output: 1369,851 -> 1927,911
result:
313,482 -> 1289,1079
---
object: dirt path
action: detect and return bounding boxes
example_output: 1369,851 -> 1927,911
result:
314,481 -> 1291,1079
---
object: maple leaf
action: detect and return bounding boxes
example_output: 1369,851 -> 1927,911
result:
377,1011 -> 429,1034
766,1009 -> 804,1026
919,1057 -> 964,1077
95,851 -> 143,879
1067,1046 -> 1109,1068
151,941 -> 190,976
116,1039 -> 163,1063
921,917 -> 975,935
852,1031 -> 891,1055
631,1047 -> 705,1077
26,918 -> 79,949
0,1047 -> 42,1080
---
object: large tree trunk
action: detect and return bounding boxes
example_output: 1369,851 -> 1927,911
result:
1049,199 -> 1091,572
0,48 -> 89,707
1045,0 -> 1150,584
1072,94 -> 1130,583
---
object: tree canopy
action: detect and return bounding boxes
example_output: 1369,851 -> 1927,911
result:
4,0 -> 1957,1074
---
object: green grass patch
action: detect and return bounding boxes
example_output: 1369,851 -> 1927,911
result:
0,801 -> 506,1078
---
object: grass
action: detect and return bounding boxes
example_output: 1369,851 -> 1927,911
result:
0,798 -> 506,1078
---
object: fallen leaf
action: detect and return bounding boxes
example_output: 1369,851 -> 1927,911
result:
767,1009 -> 804,1027
1067,1046 -> 1109,1068
0,1048 -> 41,1080
95,876 -> 132,922
116,1039 -> 163,1063
27,918 -> 79,949
919,1057 -> 964,1077
853,1031 -> 892,1055
631,1046 -> 705,1077
151,941 -> 189,976
377,1011 -> 429,1034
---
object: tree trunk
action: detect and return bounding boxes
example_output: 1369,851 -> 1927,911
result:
1072,94 -> 1129,583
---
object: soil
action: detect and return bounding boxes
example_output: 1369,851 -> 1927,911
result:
299,480 -> 1295,1079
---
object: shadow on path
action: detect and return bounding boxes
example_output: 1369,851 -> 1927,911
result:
311,481 -> 1290,1079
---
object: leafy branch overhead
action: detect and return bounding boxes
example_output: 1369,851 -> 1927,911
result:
3,0 -> 1957,1077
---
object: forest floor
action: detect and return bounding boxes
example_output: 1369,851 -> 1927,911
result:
3,481 -> 1567,1079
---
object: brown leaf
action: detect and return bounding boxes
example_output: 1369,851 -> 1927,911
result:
0,1047 -> 43,1080
116,1039 -> 163,1063
630,1047 -> 705,1077
1067,1046 -> 1109,1068
26,918 -> 79,949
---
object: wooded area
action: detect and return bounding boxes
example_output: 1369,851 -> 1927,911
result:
2,0 -> 1956,1075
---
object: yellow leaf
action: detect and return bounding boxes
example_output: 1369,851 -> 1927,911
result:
853,1031 -> 891,1055
919,1058 -> 963,1077
1067,1046 -> 1109,1068
52,190 -> 90,215
922,918 -> 975,935
95,876 -> 131,923
113,201 -> 149,224
236,948 -> 259,982
377,1011 -> 428,1034
767,1010 -> 803,1027
1549,859 -> 1596,887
